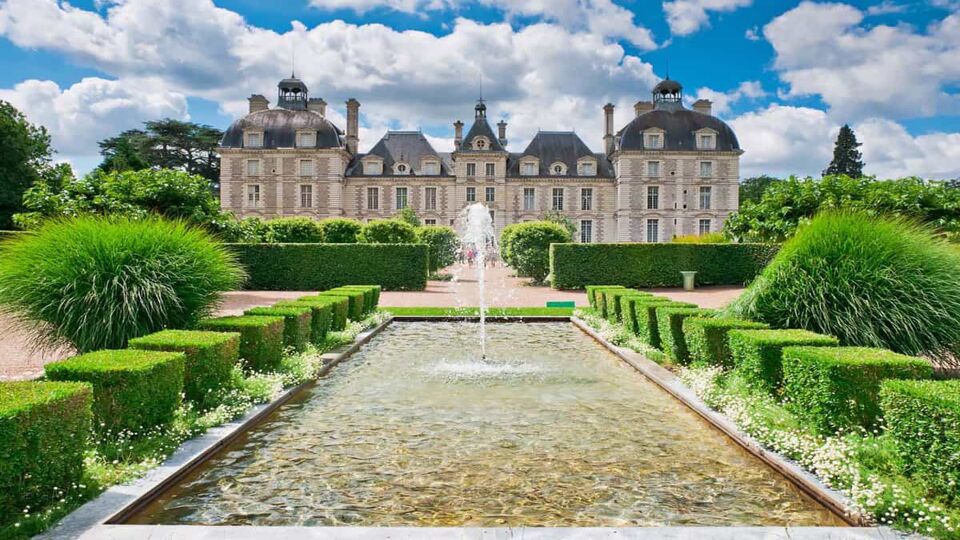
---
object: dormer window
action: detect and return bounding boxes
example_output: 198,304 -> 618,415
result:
698,134 -> 715,150
394,162 -> 410,175
297,131 -> 316,148
422,161 -> 440,175
550,162 -> 567,176
578,160 -> 597,176
245,132 -> 262,148
473,137 -> 489,151
522,162 -> 537,176
645,133 -> 662,149
363,159 -> 383,176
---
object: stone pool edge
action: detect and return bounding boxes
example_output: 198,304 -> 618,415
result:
570,316 -> 869,528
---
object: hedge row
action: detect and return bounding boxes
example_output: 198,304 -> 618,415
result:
727,329 -> 838,395
551,243 -> 779,289
228,243 -> 428,291
197,315 -> 285,372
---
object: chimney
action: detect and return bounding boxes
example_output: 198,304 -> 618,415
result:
453,120 -> 464,150
345,98 -> 360,155
634,101 -> 654,117
603,103 -> 615,156
693,99 -> 712,115
307,98 -> 327,116
248,94 -> 268,113
497,120 -> 508,147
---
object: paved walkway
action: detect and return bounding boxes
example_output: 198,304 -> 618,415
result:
0,264 -> 742,381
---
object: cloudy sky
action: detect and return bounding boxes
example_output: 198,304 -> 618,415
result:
0,0 -> 957,178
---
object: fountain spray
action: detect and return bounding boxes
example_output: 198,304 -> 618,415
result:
456,203 -> 497,360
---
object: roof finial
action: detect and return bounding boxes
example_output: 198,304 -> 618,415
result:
291,42 -> 296,78
665,57 -> 670,80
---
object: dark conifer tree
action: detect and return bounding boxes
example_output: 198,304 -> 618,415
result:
824,124 -> 865,178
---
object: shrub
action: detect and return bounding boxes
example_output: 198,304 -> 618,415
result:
273,300 -> 332,344
507,221 -> 571,283
45,349 -> 184,434
317,291 -> 364,321
586,285 -> 625,309
603,288 -> 648,322
0,381 -> 92,525
263,217 -> 322,243
317,218 -> 362,243
782,346 -> 933,433
245,306 -> 312,352
631,300 -> 697,349
880,379 -> 960,500
197,315 -> 285,372
330,285 -> 380,313
128,329 -> 239,408
0,216 -> 244,352
281,295 -> 349,331
684,317 -> 769,368
618,294 -> 663,334
227,243 -> 428,291
358,219 -> 417,244
727,212 -> 960,365
728,329 -> 839,395
672,232 -> 728,244
416,225 -> 458,272
395,207 -> 421,228
550,243 -> 778,289
657,307 -> 718,364
499,224 -> 521,269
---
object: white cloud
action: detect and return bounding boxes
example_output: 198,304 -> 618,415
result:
763,2 -> 960,120
690,80 -> 765,116
865,1 -> 907,16
856,118 -> 960,179
662,0 -> 752,36
0,77 -> 187,162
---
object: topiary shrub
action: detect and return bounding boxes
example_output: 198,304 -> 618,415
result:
197,315 -> 284,372
330,285 -> 380,313
358,219 -> 417,244
603,288 -> 648,323
880,379 -> 960,501
508,221 -> 571,283
0,216 -> 244,352
0,381 -> 92,526
728,329 -> 839,396
273,300 -> 332,345
727,212 -> 960,365
684,317 -> 769,368
632,300 -> 697,349
128,330 -> 240,408
282,296 -> 349,331
316,291 -> 364,321
657,307 -> 718,364
263,217 -> 322,243
782,346 -> 933,434
245,306 -> 312,352
586,285 -> 625,309
499,224 -> 521,270
45,349 -> 184,434
317,218 -> 362,243
416,225 -> 458,272
618,293 -> 661,334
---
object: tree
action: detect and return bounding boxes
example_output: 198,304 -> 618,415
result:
416,225 -> 458,272
394,206 -> 421,228
823,124 -> 864,178
98,119 -> 223,182
739,175 -> 780,206
358,219 -> 418,243
539,210 -> 576,236
0,101 -> 55,229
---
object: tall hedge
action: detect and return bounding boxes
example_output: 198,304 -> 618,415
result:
550,243 -> 779,289
504,221 -> 571,283
227,243 -> 428,291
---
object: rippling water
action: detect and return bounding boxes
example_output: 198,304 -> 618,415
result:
130,322 -> 844,527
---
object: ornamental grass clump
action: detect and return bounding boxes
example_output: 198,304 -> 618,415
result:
727,211 -> 960,365
0,216 -> 244,352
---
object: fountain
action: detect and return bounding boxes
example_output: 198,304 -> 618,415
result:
455,202 -> 497,359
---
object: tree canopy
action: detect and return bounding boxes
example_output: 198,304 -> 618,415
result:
98,119 -> 223,182
739,175 -> 780,206
823,124 -> 865,178
0,101 -> 56,229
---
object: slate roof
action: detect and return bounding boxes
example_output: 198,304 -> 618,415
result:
221,108 -> 343,149
617,102 -> 740,152
346,131 -> 452,176
506,132 -> 613,178
461,116 -> 505,152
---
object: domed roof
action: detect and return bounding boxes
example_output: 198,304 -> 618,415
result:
653,78 -> 683,95
221,108 -> 343,149
618,106 -> 740,152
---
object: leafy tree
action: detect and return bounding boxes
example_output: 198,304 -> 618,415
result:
317,218 -> 362,243
416,225 -> 458,271
739,175 -> 780,205
0,101 -> 55,229
823,124 -> 864,178
358,219 -> 418,243
539,210 -> 576,236
504,221 -> 572,283
264,217 -> 323,243
394,206 -> 421,228
98,119 -> 223,182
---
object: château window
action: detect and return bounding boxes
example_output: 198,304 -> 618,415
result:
246,184 -> 261,207
699,219 -> 712,235
363,161 -> 383,175
553,164 -> 565,175
299,159 -> 314,176
698,134 -> 715,150
466,187 -> 476,202
299,184 -> 313,208
395,187 -> 408,210
522,162 -> 537,176
580,220 -> 593,243
246,159 -> 261,176
367,187 -> 379,210
646,219 -> 659,243
475,138 -> 487,150
581,188 -> 593,211
297,131 -> 316,147
424,219 -> 437,225
395,163 -> 409,175
245,132 -> 262,148
523,188 -> 535,210
645,133 -> 662,149
485,187 -> 495,203
647,161 -> 660,177
552,188 -> 564,211
579,162 -> 596,176
466,163 -> 477,177
700,186 -> 712,209
647,186 -> 659,210
424,187 -> 437,211
485,163 -> 495,177
423,162 -> 440,175
700,161 -> 714,177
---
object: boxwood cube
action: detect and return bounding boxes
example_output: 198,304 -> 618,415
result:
619,294 -> 662,334
274,300 -> 333,345
783,346 -> 933,433
728,329 -> 839,395
586,285 -> 625,310
294,295 -> 349,331
880,379 -> 960,501
604,288 -> 649,323
635,300 -> 697,349
657,307 -> 718,364
45,349 -> 184,434
331,285 -> 380,313
684,317 -> 769,368
128,329 -> 240,408
245,306 -> 313,352
0,381 -> 92,525
317,291 -> 363,321
197,315 -> 285,372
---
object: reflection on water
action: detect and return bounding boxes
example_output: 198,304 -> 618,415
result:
129,322 -> 844,527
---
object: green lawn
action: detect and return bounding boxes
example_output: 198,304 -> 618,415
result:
381,306 -> 575,317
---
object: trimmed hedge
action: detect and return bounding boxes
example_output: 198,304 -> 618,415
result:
684,317 -> 769,368
619,293 -> 660,334
632,300 -> 697,349
603,288 -> 648,322
45,350 -> 184,434
128,330 -> 240,408
782,346 -> 933,433
316,291 -> 363,321
0,381 -> 92,525
228,243 -> 428,291
657,307 -> 718,364
329,285 -> 380,313
197,315 -> 285,372
284,295 -> 349,331
728,329 -> 839,395
275,299 -> 335,339
245,306 -> 312,352
586,285 -> 624,309
880,379 -> 960,500
551,243 -> 779,289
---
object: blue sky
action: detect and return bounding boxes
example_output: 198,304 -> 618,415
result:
0,0 -> 957,178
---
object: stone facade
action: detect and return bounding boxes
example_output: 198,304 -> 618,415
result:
219,76 -> 742,243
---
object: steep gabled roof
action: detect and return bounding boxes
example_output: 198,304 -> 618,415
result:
506,131 -> 613,177
461,116 -> 505,152
346,131 -> 452,176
